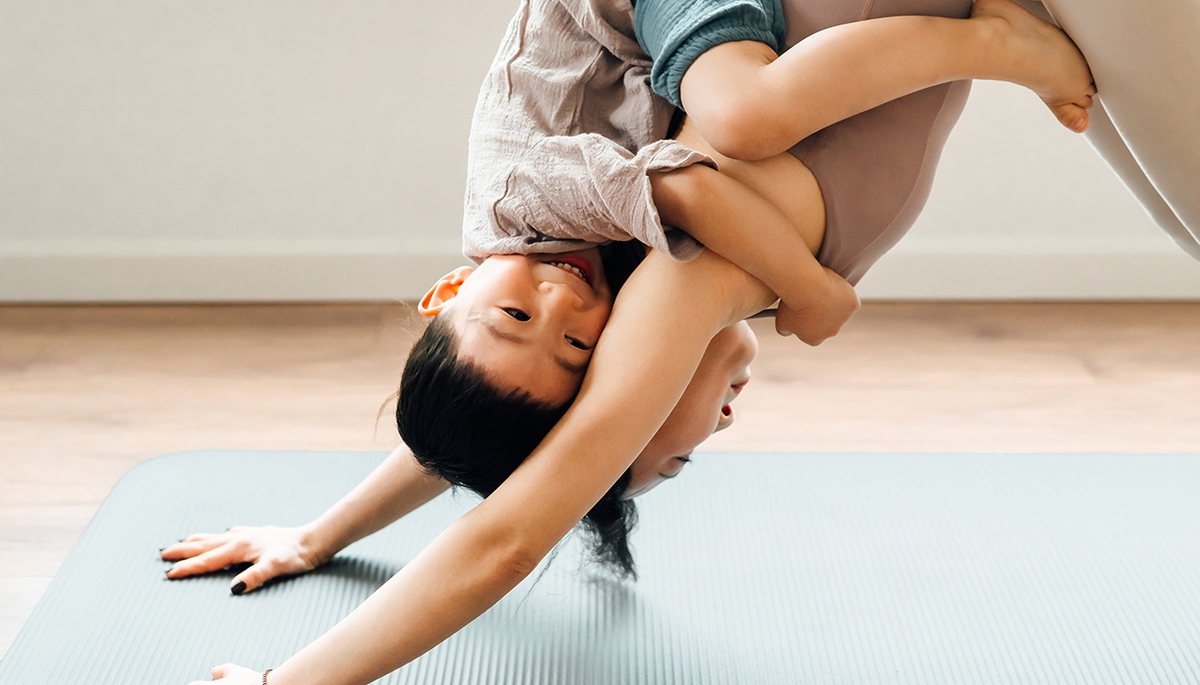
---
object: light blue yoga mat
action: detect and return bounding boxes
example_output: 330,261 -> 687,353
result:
3,450 -> 1200,684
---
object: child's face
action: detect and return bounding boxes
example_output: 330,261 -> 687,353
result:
419,249 -> 613,406
624,321 -> 757,498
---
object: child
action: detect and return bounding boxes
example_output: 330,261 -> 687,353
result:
428,0 -> 1093,406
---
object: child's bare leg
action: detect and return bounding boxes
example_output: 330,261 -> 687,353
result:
680,0 -> 1095,161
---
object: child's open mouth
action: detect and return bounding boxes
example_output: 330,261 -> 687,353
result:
545,255 -> 594,286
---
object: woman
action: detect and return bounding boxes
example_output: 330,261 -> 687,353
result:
164,0 -> 1124,682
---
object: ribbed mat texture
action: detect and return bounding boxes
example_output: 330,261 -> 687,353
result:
3,450 -> 1200,684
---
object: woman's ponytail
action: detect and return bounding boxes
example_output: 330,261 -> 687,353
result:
579,469 -> 638,579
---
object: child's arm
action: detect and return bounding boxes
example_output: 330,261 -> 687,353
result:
650,163 -> 859,345
163,445 -> 448,594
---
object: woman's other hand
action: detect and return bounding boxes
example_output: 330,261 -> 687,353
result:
161,525 -> 326,595
188,663 -> 263,685
775,267 -> 860,345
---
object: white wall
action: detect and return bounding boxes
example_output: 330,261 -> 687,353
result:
856,80 -> 1200,300
1,1 -> 1197,301
0,0 -> 509,301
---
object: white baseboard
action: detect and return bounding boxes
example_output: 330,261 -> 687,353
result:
856,250 -> 1200,300
2,249 -> 1198,302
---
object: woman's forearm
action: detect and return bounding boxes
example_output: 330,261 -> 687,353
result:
162,446 -> 448,589
268,507 -> 535,685
302,445 -> 449,563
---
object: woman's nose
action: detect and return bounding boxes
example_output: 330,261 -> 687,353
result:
715,404 -> 735,433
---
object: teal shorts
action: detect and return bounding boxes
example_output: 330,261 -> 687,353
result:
634,0 -> 787,109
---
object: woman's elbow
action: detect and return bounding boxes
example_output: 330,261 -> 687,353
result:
443,510 -> 550,588
493,541 -> 542,580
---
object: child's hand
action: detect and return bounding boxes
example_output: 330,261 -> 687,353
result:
774,267 -> 860,345
161,525 -> 326,595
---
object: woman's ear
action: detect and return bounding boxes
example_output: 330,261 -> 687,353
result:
418,266 -> 474,317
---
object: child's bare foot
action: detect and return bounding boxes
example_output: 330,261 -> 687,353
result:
971,0 -> 1096,132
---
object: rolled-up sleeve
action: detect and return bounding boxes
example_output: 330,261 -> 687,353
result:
493,135 -> 716,261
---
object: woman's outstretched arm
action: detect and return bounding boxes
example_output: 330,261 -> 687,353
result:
221,250 -> 775,685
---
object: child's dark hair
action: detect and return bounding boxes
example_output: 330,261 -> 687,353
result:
397,314 -> 638,578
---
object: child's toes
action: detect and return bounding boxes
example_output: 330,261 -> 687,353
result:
1050,102 -> 1090,133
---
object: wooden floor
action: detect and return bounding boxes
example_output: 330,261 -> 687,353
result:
3,302 -> 1200,659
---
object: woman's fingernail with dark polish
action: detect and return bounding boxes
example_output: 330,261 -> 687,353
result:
231,581 -> 247,595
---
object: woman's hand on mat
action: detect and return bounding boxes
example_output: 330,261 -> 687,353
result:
189,663 -> 260,685
775,267 -> 860,345
161,525 -> 327,594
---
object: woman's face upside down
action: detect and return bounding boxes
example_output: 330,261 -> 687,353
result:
624,320 -> 757,498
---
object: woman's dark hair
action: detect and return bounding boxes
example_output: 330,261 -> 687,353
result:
397,314 -> 638,578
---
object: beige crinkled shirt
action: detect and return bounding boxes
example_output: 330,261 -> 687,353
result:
461,0 -> 715,264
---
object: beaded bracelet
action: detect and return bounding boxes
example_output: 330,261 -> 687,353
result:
262,669 -> 272,685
